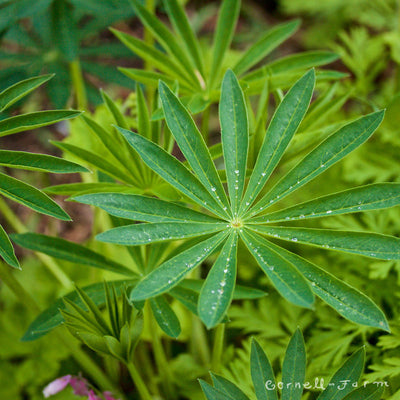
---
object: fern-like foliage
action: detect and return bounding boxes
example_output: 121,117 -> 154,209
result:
75,69 -> 400,330
201,329 -> 384,400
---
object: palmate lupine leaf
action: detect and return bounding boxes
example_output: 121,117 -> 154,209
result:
79,69 -> 398,330
118,0 -> 338,108
203,331 -> 379,400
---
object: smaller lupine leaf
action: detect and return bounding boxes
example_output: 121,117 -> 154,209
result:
97,222 -> 227,246
250,226 -> 400,260
281,329 -> 306,400
199,380 -> 233,400
209,0 -> 241,89
22,280 -> 133,341
169,286 -> 199,315
249,110 -> 385,217
233,20 -> 299,76
74,285 -> 113,336
0,110 -> 81,137
0,224 -> 20,269
251,338 -> 278,400
342,384 -> 384,400
51,141 -> 137,185
220,70 -> 248,216
129,1 -> 198,86
159,81 -> 231,214
163,0 -> 204,76
0,172 -> 70,220
198,232 -> 238,328
210,373 -> 251,400
241,230 -> 314,308
0,74 -> 53,112
317,347 -> 365,400
240,69 -> 315,215
130,231 -> 229,301
0,150 -> 88,173
11,233 -> 136,276
117,127 -> 227,218
259,239 -> 389,331
252,183 -> 400,223
75,193 -> 221,223
150,295 -> 181,338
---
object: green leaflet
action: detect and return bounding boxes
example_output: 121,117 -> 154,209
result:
11,233 -> 136,276
198,232 -> 238,328
0,150 -> 88,173
0,74 -> 53,112
209,0 -> 241,89
75,193 -> 221,223
136,84 -> 151,140
97,222 -> 227,246
342,385 -> 384,400
163,0 -> 204,76
241,229 -> 314,308
259,239 -> 389,331
281,329 -> 306,400
233,20 -> 299,76
0,172 -> 70,221
101,89 -> 129,130
240,69 -> 315,215
248,110 -> 385,217
159,81 -> 231,214
0,224 -> 19,269
0,110 -> 81,137
117,127 -> 227,218
220,70 -> 249,216
250,225 -> 400,260
252,183 -> 400,223
317,348 -> 365,400
21,280 -> 134,341
243,51 -> 339,82
210,374 -> 251,400
111,29 -> 193,87
129,0 -> 198,87
200,380 -> 233,400
130,231 -> 229,301
51,141 -> 138,185
169,286 -> 199,315
251,338 -> 278,400
150,295 -> 181,338
45,182 -> 142,196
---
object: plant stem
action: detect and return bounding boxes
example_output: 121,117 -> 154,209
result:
69,59 -> 88,110
0,198 -> 73,289
211,323 -> 225,373
191,316 -> 211,366
145,301 -> 176,399
0,261 -> 124,399
126,361 -> 153,400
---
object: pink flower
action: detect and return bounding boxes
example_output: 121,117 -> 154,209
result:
43,375 -> 72,397
88,390 -> 102,400
43,375 -> 89,397
103,391 -> 120,400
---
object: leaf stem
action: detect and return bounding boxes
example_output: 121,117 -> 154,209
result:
69,59 -> 88,110
0,198 -> 73,289
145,301 -> 176,399
126,361 -> 153,400
211,323 -> 225,373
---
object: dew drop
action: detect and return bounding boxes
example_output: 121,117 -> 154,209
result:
326,210 -> 332,214
291,238 -> 298,242
211,187 -> 216,192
